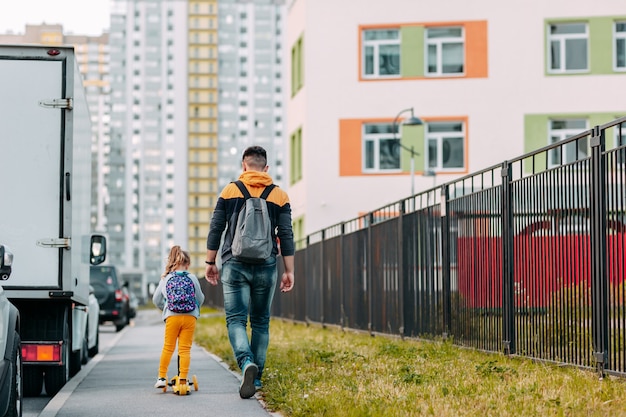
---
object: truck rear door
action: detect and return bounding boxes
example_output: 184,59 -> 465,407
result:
0,52 -> 64,289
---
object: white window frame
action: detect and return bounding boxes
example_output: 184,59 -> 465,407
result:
615,21 -> 626,71
425,26 -> 465,77
547,22 -> 589,74
362,29 -> 401,79
362,123 -> 401,173
548,119 -> 589,168
426,121 -> 465,171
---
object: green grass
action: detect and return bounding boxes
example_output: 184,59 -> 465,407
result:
195,309 -> 626,417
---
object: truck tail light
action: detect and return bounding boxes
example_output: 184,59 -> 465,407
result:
115,289 -> 123,301
22,343 -> 62,363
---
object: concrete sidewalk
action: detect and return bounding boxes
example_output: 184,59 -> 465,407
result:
40,309 -> 279,417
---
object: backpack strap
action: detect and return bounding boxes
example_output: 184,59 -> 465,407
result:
260,184 -> 276,200
234,181 -> 251,199
234,180 -> 276,200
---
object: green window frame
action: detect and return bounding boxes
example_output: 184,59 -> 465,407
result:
545,16 -> 626,75
615,21 -> 626,70
524,113 -> 620,172
290,127 -> 303,185
547,22 -> 589,73
292,216 -> 305,250
291,34 -> 304,96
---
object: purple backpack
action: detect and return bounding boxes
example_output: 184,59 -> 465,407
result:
165,272 -> 196,313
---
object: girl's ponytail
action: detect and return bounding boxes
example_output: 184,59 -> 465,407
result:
161,245 -> 190,278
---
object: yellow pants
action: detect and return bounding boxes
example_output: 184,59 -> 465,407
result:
158,315 -> 196,380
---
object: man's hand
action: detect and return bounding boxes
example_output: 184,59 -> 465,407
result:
280,271 -> 294,293
205,264 -> 219,286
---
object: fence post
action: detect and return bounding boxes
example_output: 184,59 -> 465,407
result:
367,212 -> 374,335
590,125 -> 609,378
440,185 -> 451,338
501,161 -> 515,355
305,235 -> 310,324
340,222 -> 345,330
398,200 -> 405,338
320,229 -> 325,327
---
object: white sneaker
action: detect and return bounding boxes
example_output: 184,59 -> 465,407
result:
154,378 -> 167,388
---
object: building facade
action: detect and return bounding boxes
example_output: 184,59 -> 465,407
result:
187,0 -> 219,277
217,0 -> 287,191
108,0 -> 189,294
286,0 -> 626,239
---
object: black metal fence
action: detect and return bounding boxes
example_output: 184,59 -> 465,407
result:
203,116 -> 626,377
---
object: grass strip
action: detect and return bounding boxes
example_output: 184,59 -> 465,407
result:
195,309 -> 626,417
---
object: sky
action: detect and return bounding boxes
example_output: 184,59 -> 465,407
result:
0,0 -> 110,36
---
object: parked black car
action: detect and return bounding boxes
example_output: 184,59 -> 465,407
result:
89,265 -> 129,332
0,245 -> 22,417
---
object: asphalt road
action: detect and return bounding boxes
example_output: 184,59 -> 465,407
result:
24,309 -> 279,417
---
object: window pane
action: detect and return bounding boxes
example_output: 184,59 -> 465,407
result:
428,27 -> 462,38
617,39 -> 625,68
618,125 -> 626,163
364,46 -> 374,75
551,23 -> 586,34
565,38 -> 587,70
550,136 -> 561,165
379,139 -> 400,169
365,124 -> 378,134
616,23 -> 626,32
427,44 -> 437,73
365,123 -> 395,134
364,29 -> 398,41
442,137 -> 464,168
442,42 -> 463,73
379,44 -> 400,75
578,138 -> 588,157
428,139 -> 437,168
550,40 -> 561,70
428,122 -> 463,132
564,138 -> 587,162
551,119 -> 586,130
365,141 -> 375,169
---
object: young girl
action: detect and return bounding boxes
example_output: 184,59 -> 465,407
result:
152,246 -> 205,390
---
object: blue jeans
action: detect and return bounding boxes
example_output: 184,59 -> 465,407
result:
221,257 -> 277,378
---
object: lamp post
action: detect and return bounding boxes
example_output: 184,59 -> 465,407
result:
392,107 -> 423,196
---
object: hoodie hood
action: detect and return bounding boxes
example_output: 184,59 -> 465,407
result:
238,170 -> 273,187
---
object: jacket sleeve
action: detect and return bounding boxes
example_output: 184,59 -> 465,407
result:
152,279 -> 166,310
207,197 -> 227,250
192,275 -> 205,307
277,202 -> 295,256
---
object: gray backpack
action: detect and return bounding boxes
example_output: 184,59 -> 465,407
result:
231,181 -> 276,263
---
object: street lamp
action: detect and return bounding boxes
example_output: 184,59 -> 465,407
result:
392,107 -> 423,196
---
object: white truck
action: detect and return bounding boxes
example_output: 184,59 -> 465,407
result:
0,44 -> 107,397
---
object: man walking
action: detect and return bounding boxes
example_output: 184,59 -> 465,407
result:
205,145 -> 295,399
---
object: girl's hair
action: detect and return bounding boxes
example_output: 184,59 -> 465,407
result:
162,245 -> 190,277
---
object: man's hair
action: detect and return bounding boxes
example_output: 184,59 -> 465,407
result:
242,146 -> 267,169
